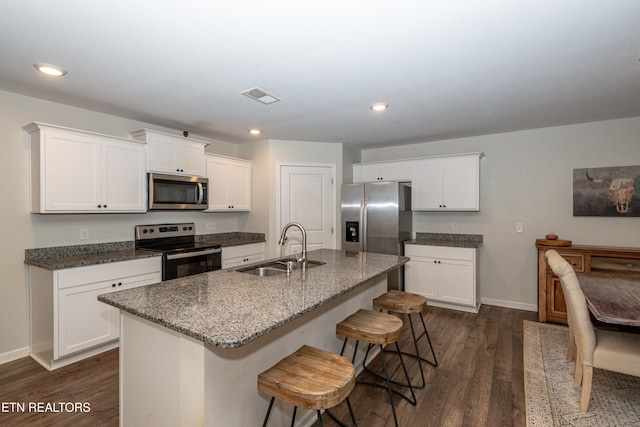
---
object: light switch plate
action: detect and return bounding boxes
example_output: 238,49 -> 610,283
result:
515,223 -> 524,233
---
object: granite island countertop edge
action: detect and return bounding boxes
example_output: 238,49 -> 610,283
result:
98,249 -> 408,349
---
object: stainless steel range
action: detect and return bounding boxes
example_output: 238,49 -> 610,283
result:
135,223 -> 221,280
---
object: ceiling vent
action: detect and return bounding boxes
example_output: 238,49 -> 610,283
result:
241,87 -> 281,105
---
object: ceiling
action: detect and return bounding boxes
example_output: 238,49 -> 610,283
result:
1,1 -> 639,148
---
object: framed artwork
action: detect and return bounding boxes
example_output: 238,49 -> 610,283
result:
573,165 -> 639,217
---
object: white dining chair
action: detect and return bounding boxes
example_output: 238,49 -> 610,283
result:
545,249 -> 640,412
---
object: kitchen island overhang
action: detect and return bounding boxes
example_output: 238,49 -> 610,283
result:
98,249 -> 408,426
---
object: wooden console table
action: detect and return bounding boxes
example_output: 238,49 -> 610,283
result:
536,243 -> 640,324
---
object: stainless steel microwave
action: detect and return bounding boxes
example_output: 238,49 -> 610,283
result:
147,173 -> 208,210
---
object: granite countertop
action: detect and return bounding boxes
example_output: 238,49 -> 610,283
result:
98,249 -> 408,349
24,232 -> 266,270
24,242 -> 161,270
195,232 -> 265,247
406,232 -> 483,249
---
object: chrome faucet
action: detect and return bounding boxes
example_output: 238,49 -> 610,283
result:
278,222 -> 307,270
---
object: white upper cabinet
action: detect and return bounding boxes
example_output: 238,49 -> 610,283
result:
205,154 -> 252,211
353,161 -> 411,183
131,129 -> 208,177
411,154 -> 480,211
25,122 -> 147,213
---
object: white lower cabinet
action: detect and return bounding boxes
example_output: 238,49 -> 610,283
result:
29,257 -> 161,370
404,244 -> 478,313
222,242 -> 265,269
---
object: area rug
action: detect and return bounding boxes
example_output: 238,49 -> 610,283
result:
523,320 -> 640,426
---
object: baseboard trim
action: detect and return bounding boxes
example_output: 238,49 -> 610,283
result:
0,346 -> 30,366
481,297 -> 537,312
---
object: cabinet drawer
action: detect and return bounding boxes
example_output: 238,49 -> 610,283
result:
559,255 -> 584,272
222,243 -> 265,269
56,257 -> 161,289
222,243 -> 265,260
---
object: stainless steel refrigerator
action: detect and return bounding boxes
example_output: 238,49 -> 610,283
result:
341,181 -> 412,289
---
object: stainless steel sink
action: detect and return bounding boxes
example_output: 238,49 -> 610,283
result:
237,259 -> 325,276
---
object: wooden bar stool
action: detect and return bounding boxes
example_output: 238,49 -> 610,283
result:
336,309 -> 416,427
258,345 -> 358,427
372,290 -> 438,389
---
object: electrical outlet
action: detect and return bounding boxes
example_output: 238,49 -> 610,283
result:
206,222 -> 216,231
515,223 -> 524,233
80,229 -> 90,240
451,223 -> 458,230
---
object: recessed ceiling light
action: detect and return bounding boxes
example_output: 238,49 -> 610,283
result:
249,129 -> 261,135
370,103 -> 389,112
34,63 -> 67,77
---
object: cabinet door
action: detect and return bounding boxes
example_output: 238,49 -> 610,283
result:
359,164 -> 384,182
43,130 -> 101,211
439,258 -> 475,306
206,156 -> 231,210
102,138 -> 147,212
179,141 -> 206,176
147,133 -> 180,173
354,161 -> 411,183
442,155 -> 479,211
411,158 -> 444,210
412,155 -> 480,211
227,160 -> 251,210
379,161 -> 411,181
405,256 -> 439,300
57,280 -> 119,358
206,156 -> 252,211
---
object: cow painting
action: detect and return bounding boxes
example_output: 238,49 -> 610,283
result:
586,172 -> 636,214
573,166 -> 640,217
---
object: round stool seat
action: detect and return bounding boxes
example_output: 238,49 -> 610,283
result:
373,290 -> 427,314
336,309 -> 404,345
258,345 -> 355,410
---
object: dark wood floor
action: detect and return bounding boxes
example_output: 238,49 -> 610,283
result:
0,305 -> 536,427
319,304 -> 537,427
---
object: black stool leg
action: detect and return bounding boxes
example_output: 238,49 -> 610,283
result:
316,409 -> 324,426
418,313 -> 438,367
346,397 -> 357,427
262,397 -> 275,427
393,342 -> 417,405
290,406 -> 297,427
407,314 -> 426,388
326,397 -> 359,427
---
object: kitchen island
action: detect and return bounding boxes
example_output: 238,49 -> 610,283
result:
98,249 -> 408,426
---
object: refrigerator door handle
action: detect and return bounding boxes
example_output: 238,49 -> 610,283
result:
362,199 -> 367,252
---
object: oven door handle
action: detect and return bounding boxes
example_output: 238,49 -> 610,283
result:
166,248 -> 221,260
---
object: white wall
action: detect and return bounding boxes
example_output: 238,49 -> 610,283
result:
360,117 -> 640,310
240,139 -> 343,258
0,90 -> 246,360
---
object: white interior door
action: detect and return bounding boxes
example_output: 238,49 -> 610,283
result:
279,164 -> 335,257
